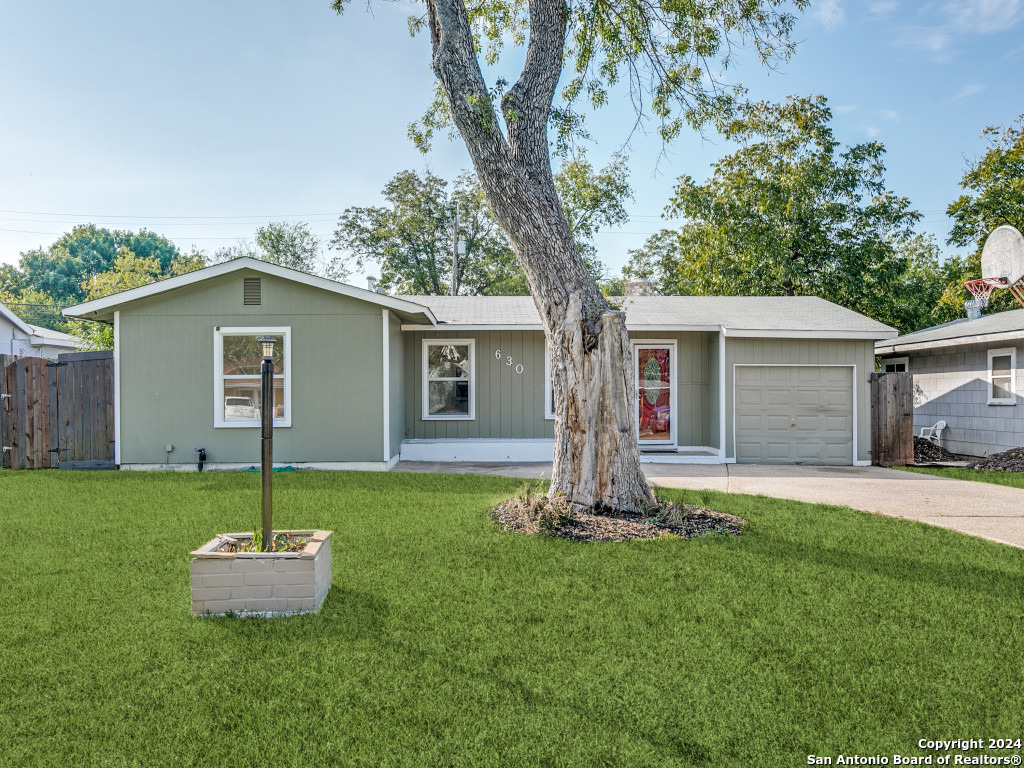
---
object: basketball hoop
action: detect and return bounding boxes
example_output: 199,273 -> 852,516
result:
964,278 -> 1003,309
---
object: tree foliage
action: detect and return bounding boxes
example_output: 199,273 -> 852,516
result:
398,0 -> 808,155
331,154 -> 629,295
64,247 -> 207,350
14,225 -> 183,304
948,114 -> 1024,254
212,221 -> 347,280
624,95 -> 933,332
939,114 -> 1024,318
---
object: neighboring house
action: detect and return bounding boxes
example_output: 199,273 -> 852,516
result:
64,258 -> 896,470
877,309 -> 1024,457
1,300 -> 80,359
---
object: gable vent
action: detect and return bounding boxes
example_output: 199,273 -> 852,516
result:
243,278 -> 262,306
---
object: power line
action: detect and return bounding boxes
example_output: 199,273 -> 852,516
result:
0,208 -> 343,219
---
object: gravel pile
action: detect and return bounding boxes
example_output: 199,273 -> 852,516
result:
493,494 -> 744,542
966,448 -> 1024,472
913,436 -> 965,463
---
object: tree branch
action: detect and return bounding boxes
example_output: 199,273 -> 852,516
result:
501,0 -> 567,176
425,0 -> 513,177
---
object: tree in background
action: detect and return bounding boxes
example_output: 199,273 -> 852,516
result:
14,225 -> 182,304
624,95 -> 932,333
948,114 -> 1024,253
333,0 -> 806,511
65,248 -> 207,350
332,154 -> 629,296
939,114 -> 1024,320
0,286 -> 66,332
212,221 -> 347,281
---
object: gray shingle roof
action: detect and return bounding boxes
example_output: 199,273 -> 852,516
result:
876,308 -> 1024,353
407,295 -> 895,337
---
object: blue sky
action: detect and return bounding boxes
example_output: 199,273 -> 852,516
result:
0,0 -> 1021,286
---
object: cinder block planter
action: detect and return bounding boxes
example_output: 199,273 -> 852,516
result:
190,530 -> 332,618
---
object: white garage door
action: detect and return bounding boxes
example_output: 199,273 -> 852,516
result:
735,366 -> 853,465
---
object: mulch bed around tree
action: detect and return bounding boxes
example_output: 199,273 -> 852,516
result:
493,494 -> 744,542
966,448 -> 1024,472
913,436 -> 966,463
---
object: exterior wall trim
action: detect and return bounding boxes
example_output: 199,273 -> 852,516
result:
403,323 -> 545,331
399,439 -> 732,464
120,460 -> 397,472
405,324 -> 894,340
64,257 -> 438,324
113,310 -> 121,467
401,438 -> 554,462
382,309 -> 390,461
726,329 -> 896,340
877,330 -> 1024,355
731,363 -> 858,466
718,329 -> 726,461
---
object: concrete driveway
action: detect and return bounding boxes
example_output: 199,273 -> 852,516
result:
393,461 -> 1024,549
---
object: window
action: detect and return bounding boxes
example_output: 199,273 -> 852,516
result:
422,339 -> 474,420
988,348 -> 1016,405
883,357 -> 909,373
215,327 -> 291,427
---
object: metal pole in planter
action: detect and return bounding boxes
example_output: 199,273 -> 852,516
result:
259,336 -> 276,552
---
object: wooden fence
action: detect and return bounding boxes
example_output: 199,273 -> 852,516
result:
869,371 -> 914,467
0,351 -> 114,470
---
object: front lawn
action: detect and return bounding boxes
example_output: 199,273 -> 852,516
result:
899,465 -> 1024,489
1,471 -> 1022,766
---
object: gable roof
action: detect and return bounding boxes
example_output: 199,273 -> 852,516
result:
1,300 -> 79,350
407,295 -> 897,339
0,300 -> 33,336
62,258 -> 438,324
25,323 -> 80,348
876,308 -> 1024,354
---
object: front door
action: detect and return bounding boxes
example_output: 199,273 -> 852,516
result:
634,343 -> 675,446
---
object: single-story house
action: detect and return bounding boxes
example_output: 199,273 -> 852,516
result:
876,308 -> 1024,457
1,300 -> 80,359
64,258 -> 896,470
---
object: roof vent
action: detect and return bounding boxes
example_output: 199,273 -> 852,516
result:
243,278 -> 261,306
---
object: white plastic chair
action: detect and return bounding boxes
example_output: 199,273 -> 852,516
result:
918,420 -> 946,442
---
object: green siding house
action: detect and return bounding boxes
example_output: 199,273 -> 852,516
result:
65,258 -> 896,469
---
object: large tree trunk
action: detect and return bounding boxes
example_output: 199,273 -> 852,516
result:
424,0 -> 654,510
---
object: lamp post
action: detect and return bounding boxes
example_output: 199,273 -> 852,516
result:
258,336 -> 276,552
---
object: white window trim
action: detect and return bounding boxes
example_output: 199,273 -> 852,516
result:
883,356 -> 909,373
214,326 -> 292,428
987,347 -> 1016,406
422,338 -> 475,421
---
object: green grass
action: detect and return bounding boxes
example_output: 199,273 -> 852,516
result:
1,471 -> 1023,767
898,465 -> 1024,489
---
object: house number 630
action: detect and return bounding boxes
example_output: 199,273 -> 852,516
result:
494,349 -> 524,374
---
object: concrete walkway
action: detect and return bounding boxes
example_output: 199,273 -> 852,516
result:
393,461 -> 1024,549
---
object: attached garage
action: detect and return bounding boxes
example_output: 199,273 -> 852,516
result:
734,365 -> 854,464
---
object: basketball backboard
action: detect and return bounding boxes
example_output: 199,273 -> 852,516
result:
981,225 -> 1024,286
